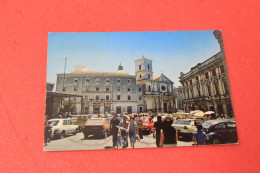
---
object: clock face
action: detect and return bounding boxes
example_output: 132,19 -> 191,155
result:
161,85 -> 166,91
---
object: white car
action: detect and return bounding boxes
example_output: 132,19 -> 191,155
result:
172,119 -> 197,140
47,119 -> 78,139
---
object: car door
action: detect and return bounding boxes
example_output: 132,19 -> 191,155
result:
212,123 -> 228,143
62,120 -> 68,134
226,122 -> 238,143
67,119 -> 73,133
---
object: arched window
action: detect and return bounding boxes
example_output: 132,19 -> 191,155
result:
148,64 -> 150,70
139,74 -> 141,79
148,74 -> 150,79
148,85 -> 151,91
139,65 -> 141,70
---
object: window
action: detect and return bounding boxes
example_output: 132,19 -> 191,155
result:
67,120 -> 72,125
62,120 -> 67,125
74,86 -> 77,91
139,74 -> 141,79
106,78 -> 110,83
148,74 -> 150,79
86,87 -> 89,92
106,95 -> 110,100
117,95 -> 120,100
96,87 -> 99,91
139,88 -> 142,92
96,78 -> 100,82
117,78 -> 120,83
85,95 -> 88,100
215,123 -> 226,130
117,86 -> 120,91
128,87 -> 131,92
63,87 -> 66,92
227,122 -> 236,128
106,87 -> 109,91
127,106 -> 132,114
127,79 -> 130,84
161,85 -> 166,91
96,95 -> 99,101
74,78 -> 78,83
139,65 -> 141,70
148,85 -> 151,91
128,95 -> 131,100
139,96 -> 142,100
148,64 -> 150,70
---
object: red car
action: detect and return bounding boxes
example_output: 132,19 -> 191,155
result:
135,117 -> 154,133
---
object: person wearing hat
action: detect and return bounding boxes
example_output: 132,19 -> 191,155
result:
160,116 -> 178,147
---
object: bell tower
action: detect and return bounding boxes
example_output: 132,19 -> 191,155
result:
135,56 -> 153,81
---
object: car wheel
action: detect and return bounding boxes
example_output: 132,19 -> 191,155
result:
59,131 -> 65,139
212,139 -> 220,144
73,130 -> 77,135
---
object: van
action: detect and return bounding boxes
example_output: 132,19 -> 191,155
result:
76,115 -> 89,131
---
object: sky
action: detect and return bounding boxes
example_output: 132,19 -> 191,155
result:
47,31 -> 220,87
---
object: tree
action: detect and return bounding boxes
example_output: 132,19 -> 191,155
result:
59,99 -> 76,115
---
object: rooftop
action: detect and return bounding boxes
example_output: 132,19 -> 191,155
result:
134,56 -> 152,62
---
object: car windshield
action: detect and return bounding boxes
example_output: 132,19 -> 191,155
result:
135,118 -> 140,122
86,119 -> 103,125
175,120 -> 191,125
142,118 -> 148,123
47,120 -> 59,126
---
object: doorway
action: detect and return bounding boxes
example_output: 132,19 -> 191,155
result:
163,103 -> 167,113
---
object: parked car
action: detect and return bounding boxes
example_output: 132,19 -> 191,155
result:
202,120 -> 238,144
141,117 -> 154,133
172,119 -> 197,140
75,115 -> 89,131
135,117 -> 154,134
82,118 -> 111,139
47,119 -> 78,139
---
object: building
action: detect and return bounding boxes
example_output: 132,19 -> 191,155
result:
56,64 -> 138,114
135,56 -> 176,113
179,31 -> 233,116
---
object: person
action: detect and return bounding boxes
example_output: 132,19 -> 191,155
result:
160,116 -> 178,147
110,113 -> 120,148
44,121 -> 53,146
193,125 -> 208,145
119,116 -> 129,147
153,115 -> 163,147
127,117 -> 138,148
137,114 -> 143,139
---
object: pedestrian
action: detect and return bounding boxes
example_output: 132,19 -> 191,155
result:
160,116 -> 178,147
44,121 -> 53,146
193,125 -> 208,145
119,116 -> 129,148
127,117 -> 138,148
137,114 -> 143,139
153,115 -> 163,147
110,113 -> 120,148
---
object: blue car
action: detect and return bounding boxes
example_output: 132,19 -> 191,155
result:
202,119 -> 238,144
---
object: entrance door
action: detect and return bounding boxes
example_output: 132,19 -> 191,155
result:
139,107 -> 143,113
163,103 -> 167,113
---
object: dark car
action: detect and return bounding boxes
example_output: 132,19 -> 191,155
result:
202,120 -> 238,144
82,118 -> 111,139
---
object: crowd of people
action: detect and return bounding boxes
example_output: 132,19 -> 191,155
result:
110,113 -> 209,149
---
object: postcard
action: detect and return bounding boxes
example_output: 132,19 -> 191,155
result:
44,30 -> 238,151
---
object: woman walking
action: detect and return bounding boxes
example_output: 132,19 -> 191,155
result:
127,117 -> 138,148
160,116 -> 178,147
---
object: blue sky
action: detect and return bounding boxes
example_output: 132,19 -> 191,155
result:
47,31 -> 220,86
